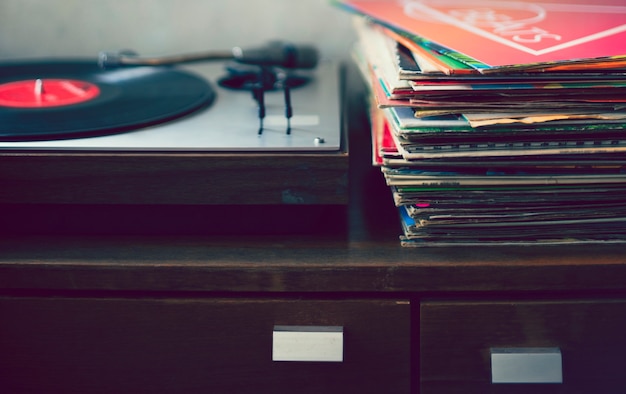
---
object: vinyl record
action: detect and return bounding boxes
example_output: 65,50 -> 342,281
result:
0,60 -> 216,141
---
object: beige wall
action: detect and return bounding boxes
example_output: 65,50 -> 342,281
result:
0,0 -> 355,61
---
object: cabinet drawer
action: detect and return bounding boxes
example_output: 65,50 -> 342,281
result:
0,296 -> 410,394
420,299 -> 626,394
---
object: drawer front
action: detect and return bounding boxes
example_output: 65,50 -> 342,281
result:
0,297 -> 410,394
420,299 -> 626,394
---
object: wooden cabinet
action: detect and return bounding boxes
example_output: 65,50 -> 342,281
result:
0,297 -> 410,393
1,62 -> 626,393
420,299 -> 626,394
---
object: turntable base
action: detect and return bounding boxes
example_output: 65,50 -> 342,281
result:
0,150 -> 348,205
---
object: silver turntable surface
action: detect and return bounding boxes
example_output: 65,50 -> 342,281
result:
0,60 -> 342,152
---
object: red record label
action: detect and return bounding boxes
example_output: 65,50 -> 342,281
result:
0,79 -> 100,108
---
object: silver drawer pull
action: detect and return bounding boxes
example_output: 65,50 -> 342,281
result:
491,347 -> 563,384
272,325 -> 343,362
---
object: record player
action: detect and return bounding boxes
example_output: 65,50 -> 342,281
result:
0,42 -> 349,215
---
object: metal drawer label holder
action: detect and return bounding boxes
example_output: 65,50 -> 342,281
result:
272,325 -> 344,362
491,347 -> 563,384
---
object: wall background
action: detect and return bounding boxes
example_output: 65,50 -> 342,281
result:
0,0 -> 356,62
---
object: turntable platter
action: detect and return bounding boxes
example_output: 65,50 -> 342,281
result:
0,60 -> 215,141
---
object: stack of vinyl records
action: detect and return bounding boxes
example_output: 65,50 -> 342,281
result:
334,0 -> 626,246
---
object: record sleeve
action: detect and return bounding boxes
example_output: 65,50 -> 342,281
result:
337,0 -> 626,73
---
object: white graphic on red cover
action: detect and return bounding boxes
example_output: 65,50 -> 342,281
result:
402,0 -> 626,56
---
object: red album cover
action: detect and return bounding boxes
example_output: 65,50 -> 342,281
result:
340,0 -> 626,69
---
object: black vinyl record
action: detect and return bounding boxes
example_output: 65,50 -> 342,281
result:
0,60 -> 216,141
